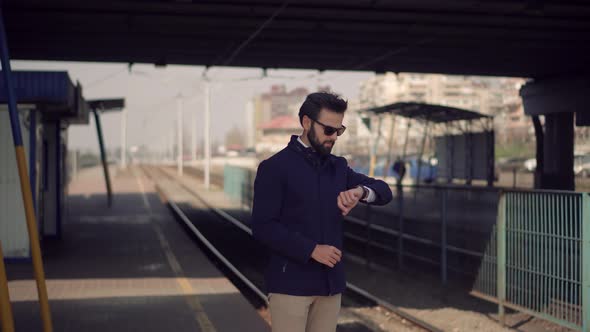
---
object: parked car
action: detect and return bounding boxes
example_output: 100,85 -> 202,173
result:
574,154 -> 590,177
407,156 -> 437,183
524,158 -> 536,172
520,154 -> 590,177
497,157 -> 529,172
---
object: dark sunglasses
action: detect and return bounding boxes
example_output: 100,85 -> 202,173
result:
311,118 -> 346,136
310,118 -> 346,136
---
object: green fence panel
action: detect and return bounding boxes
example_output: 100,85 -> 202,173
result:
473,191 -> 589,331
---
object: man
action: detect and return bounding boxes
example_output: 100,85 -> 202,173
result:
392,156 -> 407,187
251,92 -> 393,332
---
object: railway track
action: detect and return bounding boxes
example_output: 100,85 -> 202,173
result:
183,165 -> 486,282
141,165 -> 442,332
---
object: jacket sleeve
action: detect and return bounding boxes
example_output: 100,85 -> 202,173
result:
345,165 -> 393,206
251,160 -> 317,264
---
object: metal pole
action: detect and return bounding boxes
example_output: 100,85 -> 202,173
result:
487,125 -> 495,187
446,124 -> 453,184
0,240 -> 15,332
582,193 -> 590,332
497,193 -> 507,326
72,149 -> 78,180
169,130 -> 174,163
121,108 -> 127,168
466,121 -> 473,185
448,125 -> 455,183
398,117 -> 409,269
532,115 -> 544,189
398,186 -> 405,269
163,132 -> 168,162
441,189 -> 448,285
93,109 -> 113,207
369,116 -> 383,177
512,168 -> 517,188
56,122 -> 63,238
0,9 -> 53,331
204,82 -> 211,190
384,113 -> 397,179
162,136 -> 165,163
416,122 -> 429,184
177,94 -> 184,176
402,119 -> 411,159
192,107 -> 197,162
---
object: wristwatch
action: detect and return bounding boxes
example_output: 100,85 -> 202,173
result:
358,185 -> 369,201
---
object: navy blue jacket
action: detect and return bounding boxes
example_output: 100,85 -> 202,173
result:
251,135 -> 393,296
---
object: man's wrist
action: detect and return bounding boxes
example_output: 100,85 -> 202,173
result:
357,185 -> 369,200
310,244 -> 318,259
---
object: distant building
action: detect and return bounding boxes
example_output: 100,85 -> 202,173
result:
250,85 -> 309,148
255,115 -> 301,157
253,84 -> 308,123
499,104 -> 532,144
359,73 -> 524,117
354,73 -> 527,156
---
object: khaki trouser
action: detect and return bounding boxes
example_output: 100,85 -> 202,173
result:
268,293 -> 341,332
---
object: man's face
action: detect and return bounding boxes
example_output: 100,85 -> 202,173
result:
305,108 -> 344,156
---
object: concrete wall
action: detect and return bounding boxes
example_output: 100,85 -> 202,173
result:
0,108 -> 31,258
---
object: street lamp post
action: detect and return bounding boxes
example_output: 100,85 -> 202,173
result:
177,94 -> 183,176
121,108 -> 127,168
204,82 -> 211,190
192,110 -> 197,163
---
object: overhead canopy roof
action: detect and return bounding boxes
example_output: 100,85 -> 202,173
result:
87,98 -> 125,113
4,1 -> 590,78
361,102 -> 491,123
0,70 -> 90,123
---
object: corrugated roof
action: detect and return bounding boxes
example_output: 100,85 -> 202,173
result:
361,102 -> 491,123
0,71 -> 74,105
0,71 -> 90,124
87,99 -> 125,112
5,1 -> 589,77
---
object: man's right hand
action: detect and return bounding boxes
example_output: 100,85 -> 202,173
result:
311,245 -> 342,268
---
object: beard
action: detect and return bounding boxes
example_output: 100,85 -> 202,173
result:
307,123 -> 335,156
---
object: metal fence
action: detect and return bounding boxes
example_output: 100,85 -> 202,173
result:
472,191 -> 590,331
224,166 -> 590,329
226,163 -> 499,285
345,184 -> 499,284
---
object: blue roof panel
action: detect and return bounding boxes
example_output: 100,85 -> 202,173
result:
0,71 -> 74,105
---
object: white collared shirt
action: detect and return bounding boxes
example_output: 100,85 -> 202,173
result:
297,136 -> 376,203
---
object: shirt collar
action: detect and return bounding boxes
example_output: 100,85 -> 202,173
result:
297,136 -> 309,148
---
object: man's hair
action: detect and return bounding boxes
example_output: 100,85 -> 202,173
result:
298,92 -> 348,125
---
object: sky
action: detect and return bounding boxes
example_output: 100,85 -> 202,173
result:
12,60 -> 375,153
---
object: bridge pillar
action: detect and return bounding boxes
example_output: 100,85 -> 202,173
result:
520,77 -> 590,190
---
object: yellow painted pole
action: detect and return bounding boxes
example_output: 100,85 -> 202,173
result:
15,146 -> 53,332
0,241 -> 15,332
0,7 -> 53,330
369,155 -> 376,177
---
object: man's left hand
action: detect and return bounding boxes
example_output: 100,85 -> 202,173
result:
337,187 -> 364,216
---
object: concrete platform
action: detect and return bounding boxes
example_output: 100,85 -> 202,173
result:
6,166 -> 269,332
